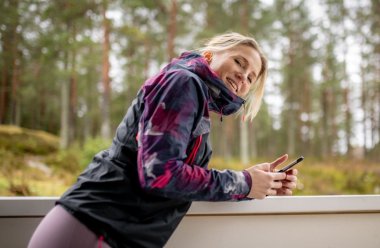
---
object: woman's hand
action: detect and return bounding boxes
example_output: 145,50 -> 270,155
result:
276,168 -> 298,196
244,154 -> 297,199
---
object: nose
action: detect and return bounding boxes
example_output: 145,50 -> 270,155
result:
235,72 -> 249,86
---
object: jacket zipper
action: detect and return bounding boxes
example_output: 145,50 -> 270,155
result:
185,135 -> 203,165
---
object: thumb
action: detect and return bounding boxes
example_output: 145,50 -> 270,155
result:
270,154 -> 288,171
253,163 -> 271,172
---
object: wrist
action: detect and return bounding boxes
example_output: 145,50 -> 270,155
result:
242,170 -> 253,198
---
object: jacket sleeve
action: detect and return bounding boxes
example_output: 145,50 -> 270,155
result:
137,72 -> 252,201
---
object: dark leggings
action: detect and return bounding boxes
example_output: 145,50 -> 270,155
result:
28,205 -> 111,248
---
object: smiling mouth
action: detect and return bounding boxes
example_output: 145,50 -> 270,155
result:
226,77 -> 238,93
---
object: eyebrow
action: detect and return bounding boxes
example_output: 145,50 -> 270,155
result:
239,55 -> 257,79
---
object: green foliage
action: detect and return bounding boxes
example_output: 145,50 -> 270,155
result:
0,125 -> 59,155
77,137 -> 112,169
1,0 -> 379,159
367,143 -> 380,162
298,160 -> 380,195
0,148 -> 32,196
0,124 -> 379,196
43,149 -> 81,173
42,137 -> 112,174
209,157 -> 380,195
0,127 -> 112,196
0,125 -> 60,195
0,1 -> 379,196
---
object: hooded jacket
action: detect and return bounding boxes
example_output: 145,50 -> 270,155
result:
58,52 -> 252,248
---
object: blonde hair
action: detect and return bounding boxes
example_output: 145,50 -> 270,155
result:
197,32 -> 268,121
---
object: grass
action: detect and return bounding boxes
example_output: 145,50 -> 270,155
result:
1,156 -> 379,197
0,124 -> 379,196
210,156 -> 380,195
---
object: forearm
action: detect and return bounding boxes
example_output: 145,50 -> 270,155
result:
138,156 -> 251,201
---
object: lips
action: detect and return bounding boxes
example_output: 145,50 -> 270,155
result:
226,77 -> 238,93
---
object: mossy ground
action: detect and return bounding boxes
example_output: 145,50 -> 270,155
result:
0,125 -> 379,196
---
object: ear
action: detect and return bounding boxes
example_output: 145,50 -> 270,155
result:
202,51 -> 213,64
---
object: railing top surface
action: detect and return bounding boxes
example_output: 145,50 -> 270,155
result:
1,195 -> 380,217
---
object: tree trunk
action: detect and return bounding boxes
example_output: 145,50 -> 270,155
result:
239,0 -> 250,164
0,56 -> 8,123
100,0 -> 111,140
343,87 -> 352,156
0,0 -> 20,124
60,49 -> 70,149
167,0 -> 177,61
321,89 -> 328,157
287,38 -> 297,155
83,45 -> 94,143
240,118 -> 249,164
143,40 -> 149,79
370,87 -> 377,148
10,42 -> 21,126
69,39 -> 78,143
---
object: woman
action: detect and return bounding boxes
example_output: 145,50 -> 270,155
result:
28,32 -> 298,248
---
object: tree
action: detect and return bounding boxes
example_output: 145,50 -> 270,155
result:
0,0 -> 21,125
274,0 -> 315,156
100,0 -> 112,140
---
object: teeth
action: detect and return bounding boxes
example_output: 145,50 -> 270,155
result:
227,78 -> 237,91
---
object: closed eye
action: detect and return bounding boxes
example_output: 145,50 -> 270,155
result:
235,56 -> 256,84
234,58 -> 242,67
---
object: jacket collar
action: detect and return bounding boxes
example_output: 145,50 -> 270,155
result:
168,51 -> 245,116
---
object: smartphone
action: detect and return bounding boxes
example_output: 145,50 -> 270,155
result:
278,156 -> 304,173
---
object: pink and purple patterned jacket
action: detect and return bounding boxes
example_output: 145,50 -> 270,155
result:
58,52 -> 252,248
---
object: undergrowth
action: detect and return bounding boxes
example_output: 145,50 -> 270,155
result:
0,125 -> 379,196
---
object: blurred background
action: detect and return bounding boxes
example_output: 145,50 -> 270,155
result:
0,0 -> 379,196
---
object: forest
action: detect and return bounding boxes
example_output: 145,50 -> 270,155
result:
0,0 -> 379,196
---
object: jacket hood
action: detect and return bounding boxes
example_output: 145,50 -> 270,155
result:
165,51 -> 245,116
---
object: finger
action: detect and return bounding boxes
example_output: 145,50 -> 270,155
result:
285,189 -> 293,195
284,175 -> 297,182
271,181 -> 283,189
267,189 -> 277,196
254,163 -> 271,172
276,188 -> 287,196
287,169 -> 298,176
270,154 -> 288,171
277,188 -> 292,196
281,188 -> 293,196
282,182 -> 297,190
272,172 -> 287,181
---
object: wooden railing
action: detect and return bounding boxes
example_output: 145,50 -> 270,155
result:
1,195 -> 379,248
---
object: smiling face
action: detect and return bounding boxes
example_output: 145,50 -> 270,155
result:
207,45 -> 262,98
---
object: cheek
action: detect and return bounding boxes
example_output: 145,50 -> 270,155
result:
212,63 -> 227,77
210,58 -> 230,77
210,62 -> 222,77
240,84 -> 251,97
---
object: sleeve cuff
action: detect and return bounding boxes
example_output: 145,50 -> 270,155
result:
242,170 -> 252,199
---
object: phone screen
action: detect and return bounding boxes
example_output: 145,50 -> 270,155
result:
278,156 -> 304,173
